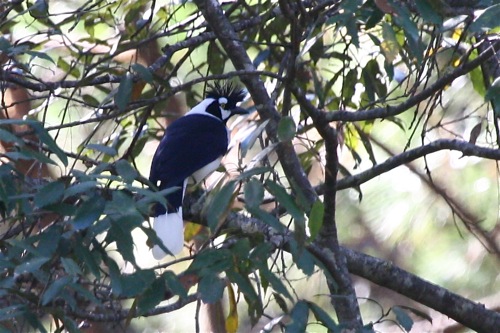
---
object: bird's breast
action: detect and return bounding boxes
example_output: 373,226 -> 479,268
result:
189,156 -> 223,184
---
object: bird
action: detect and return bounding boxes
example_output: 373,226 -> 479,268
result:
149,82 -> 247,259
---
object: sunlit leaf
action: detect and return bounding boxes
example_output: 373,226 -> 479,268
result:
225,283 -> 239,333
470,4 -> 500,33
308,200 -> 324,241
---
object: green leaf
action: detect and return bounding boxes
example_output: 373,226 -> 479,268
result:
30,122 -> 68,166
308,301 -> 338,330
0,128 -> 24,145
34,180 -> 65,208
57,58 -> 80,79
74,242 -> 101,278
72,196 -> 105,230
137,277 -> 165,315
308,200 -> 324,241
69,283 -> 100,305
28,0 -> 48,19
41,276 -> 72,305
485,76 -> 500,102
277,116 -> 297,142
188,248 -> 233,275
288,239 -> 315,276
86,143 -> 118,157
470,67 -> 486,96
286,301 -> 309,333
470,4 -> 500,33
247,207 -> 284,232
397,305 -> 433,324
206,180 -> 236,232
59,315 -> 80,333
103,256 -> 122,295
35,226 -> 61,257
265,180 -> 305,224
163,271 -> 188,298
131,63 -> 153,83
14,257 -> 50,275
0,37 -> 12,53
392,306 -> 414,331
226,270 -> 261,324
244,179 -> 264,209
273,292 -> 289,313
199,273 -> 225,304
6,149 -> 56,165
115,159 -> 138,184
259,265 -> 292,300
207,41 -> 225,75
106,223 -> 136,264
64,180 -> 98,198
0,305 -> 24,322
115,73 -> 133,111
485,77 -> 500,118
26,50 -> 55,64
415,0 -> 442,24
22,309 -> 48,333
61,257 -> 83,276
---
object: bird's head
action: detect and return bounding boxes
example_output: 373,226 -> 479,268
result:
189,82 -> 247,122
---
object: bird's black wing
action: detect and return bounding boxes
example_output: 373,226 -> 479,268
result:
149,114 -> 228,190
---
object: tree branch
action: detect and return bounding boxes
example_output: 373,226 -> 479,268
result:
322,38 -> 500,123
335,138 -> 500,191
343,248 -> 500,332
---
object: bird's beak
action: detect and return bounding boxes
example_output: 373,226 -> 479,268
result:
230,106 -> 249,115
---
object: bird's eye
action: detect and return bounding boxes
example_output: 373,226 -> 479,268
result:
218,97 -> 228,109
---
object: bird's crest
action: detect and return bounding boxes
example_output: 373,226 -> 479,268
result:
206,81 -> 246,109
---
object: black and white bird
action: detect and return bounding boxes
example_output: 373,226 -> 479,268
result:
149,82 -> 247,259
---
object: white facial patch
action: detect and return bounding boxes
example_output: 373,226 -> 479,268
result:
218,97 -> 228,108
218,97 -> 232,120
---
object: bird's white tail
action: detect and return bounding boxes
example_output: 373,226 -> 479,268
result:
152,209 -> 184,259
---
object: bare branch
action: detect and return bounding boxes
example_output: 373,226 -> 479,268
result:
336,139 -> 500,191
